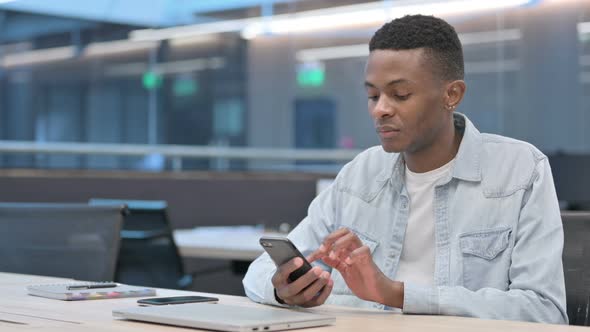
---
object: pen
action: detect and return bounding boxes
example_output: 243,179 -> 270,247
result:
67,283 -> 117,290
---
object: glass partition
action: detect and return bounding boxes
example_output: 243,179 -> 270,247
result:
0,0 -> 587,174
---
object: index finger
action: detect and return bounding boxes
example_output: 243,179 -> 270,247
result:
307,228 -> 351,262
332,231 -> 363,252
322,227 -> 352,249
307,244 -> 328,263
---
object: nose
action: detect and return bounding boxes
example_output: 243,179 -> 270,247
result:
371,96 -> 395,119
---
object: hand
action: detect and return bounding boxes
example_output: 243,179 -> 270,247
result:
308,228 -> 404,308
271,257 -> 333,307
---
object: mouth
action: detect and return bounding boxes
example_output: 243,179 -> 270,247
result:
376,126 -> 400,139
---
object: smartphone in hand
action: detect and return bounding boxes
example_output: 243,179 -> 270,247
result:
137,296 -> 219,306
259,236 -> 313,282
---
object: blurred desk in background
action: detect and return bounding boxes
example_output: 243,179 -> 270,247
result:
174,226 -> 282,261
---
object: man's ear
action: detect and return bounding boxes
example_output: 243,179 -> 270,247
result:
444,80 -> 466,111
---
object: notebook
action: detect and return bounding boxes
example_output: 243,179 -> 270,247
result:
27,282 -> 156,301
113,302 -> 336,332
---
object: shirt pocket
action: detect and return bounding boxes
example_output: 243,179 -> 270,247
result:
459,227 -> 512,290
331,230 -> 379,295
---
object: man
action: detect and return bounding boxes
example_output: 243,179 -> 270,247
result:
243,14 -> 568,324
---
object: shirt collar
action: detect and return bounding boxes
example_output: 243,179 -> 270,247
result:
451,112 -> 482,182
377,112 -> 482,185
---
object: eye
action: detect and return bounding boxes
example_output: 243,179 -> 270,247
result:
368,95 -> 379,102
395,94 -> 411,101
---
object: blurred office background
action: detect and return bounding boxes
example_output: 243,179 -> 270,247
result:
0,0 -> 587,172
0,0 -> 589,299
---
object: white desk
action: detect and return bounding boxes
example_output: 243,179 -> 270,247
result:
174,226 -> 282,261
0,272 -> 582,332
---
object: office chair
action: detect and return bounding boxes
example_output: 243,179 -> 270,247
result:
0,203 -> 125,281
89,199 -> 192,289
561,211 -> 590,326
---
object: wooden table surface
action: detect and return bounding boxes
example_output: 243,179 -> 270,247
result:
0,272 -> 585,332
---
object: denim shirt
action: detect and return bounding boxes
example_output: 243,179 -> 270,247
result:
243,113 -> 568,324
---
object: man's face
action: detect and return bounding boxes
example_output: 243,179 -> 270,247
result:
365,49 -> 449,153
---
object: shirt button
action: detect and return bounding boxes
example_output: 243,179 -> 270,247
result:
401,199 -> 408,209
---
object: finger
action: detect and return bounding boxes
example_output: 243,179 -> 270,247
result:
344,245 -> 371,265
306,252 -> 320,263
320,253 -> 341,269
305,276 -> 334,307
308,228 -> 352,263
329,251 -> 348,271
272,257 -> 303,287
333,246 -> 353,263
307,244 -> 329,263
322,228 -> 351,248
293,271 -> 329,304
334,258 -> 350,273
332,232 -> 363,253
308,247 -> 345,269
277,266 -> 322,299
318,228 -> 351,255
319,251 -> 346,273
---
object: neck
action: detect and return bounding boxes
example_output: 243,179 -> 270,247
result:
403,119 -> 461,173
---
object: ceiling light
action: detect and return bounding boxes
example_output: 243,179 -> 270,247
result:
130,18 -> 258,41
130,0 -> 534,41
104,57 -> 225,77
0,46 -> 75,68
295,29 -> 522,62
243,0 -> 531,38
83,40 -> 158,58
296,45 -> 368,62
578,22 -> 590,35
459,29 -> 521,45
169,35 -> 220,48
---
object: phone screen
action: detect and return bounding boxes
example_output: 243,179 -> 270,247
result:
260,236 -> 313,282
137,296 -> 219,305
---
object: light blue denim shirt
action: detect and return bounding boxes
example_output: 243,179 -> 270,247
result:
243,113 -> 568,324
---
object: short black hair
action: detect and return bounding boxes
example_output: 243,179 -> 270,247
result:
369,14 -> 464,81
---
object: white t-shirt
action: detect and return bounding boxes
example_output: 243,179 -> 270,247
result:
395,158 -> 455,288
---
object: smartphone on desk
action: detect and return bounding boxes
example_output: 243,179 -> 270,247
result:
137,296 -> 219,306
259,236 -> 313,282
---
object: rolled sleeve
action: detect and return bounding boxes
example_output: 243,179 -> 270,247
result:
402,282 -> 440,314
243,179 -> 338,307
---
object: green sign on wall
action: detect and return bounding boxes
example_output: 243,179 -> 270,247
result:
297,62 -> 325,87
142,71 -> 163,90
